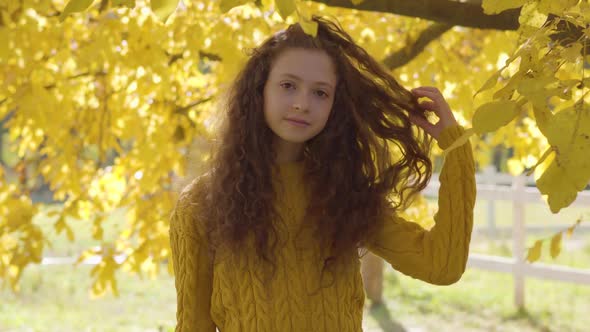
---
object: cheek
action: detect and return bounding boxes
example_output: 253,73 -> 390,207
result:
318,106 -> 333,124
264,91 -> 282,113
262,93 -> 275,117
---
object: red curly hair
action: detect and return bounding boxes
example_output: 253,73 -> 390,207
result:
185,15 -> 433,289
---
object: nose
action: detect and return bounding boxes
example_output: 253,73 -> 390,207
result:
294,90 -> 311,112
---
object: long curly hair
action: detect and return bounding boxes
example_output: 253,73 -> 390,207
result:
189,15 -> 433,289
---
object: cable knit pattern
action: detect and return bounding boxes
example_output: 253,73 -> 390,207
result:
169,124 -> 476,331
365,125 -> 476,285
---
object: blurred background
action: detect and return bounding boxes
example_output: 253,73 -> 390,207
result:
1,0 -> 590,331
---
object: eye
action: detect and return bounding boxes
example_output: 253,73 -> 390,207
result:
316,90 -> 329,98
280,82 -> 294,89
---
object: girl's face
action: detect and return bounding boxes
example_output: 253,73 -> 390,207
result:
263,48 -> 337,148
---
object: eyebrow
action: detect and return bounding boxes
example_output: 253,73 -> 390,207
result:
279,73 -> 334,89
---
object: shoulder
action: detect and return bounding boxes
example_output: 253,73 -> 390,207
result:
170,172 -> 212,238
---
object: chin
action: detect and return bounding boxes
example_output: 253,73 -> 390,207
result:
279,135 -> 310,144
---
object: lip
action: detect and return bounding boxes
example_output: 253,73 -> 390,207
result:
285,117 -> 310,126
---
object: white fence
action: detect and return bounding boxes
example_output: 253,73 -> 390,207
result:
40,167 -> 590,308
422,166 -> 590,308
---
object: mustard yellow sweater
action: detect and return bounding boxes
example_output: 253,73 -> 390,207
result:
169,125 -> 476,332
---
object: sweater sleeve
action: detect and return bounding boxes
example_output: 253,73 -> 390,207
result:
169,184 -> 217,332
365,125 -> 476,285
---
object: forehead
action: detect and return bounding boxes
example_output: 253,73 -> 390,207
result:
269,48 -> 337,86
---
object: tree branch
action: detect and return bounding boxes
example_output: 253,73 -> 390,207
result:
382,23 -> 453,69
314,0 -> 520,30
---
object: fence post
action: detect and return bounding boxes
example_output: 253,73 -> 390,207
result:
512,174 -> 526,308
361,250 -> 384,305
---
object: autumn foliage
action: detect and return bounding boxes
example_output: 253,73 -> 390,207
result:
1,0 -> 589,296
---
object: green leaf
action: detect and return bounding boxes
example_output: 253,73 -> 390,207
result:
59,0 -> 95,22
526,240 -> 543,263
276,0 -> 297,20
472,100 -> 520,134
151,0 -> 179,24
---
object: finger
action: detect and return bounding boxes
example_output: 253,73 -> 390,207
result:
412,88 -> 444,102
409,114 -> 436,135
412,90 -> 450,115
413,86 -> 439,92
418,100 -> 437,110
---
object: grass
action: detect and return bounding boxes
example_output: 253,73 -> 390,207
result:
362,261 -> 590,332
1,264 -> 176,332
1,199 -> 589,331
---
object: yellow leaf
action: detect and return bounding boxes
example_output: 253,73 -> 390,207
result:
350,0 -> 365,5
493,72 -> 524,100
519,1 -> 548,28
566,225 -> 575,238
472,100 -> 520,134
566,217 -> 583,238
219,0 -> 250,13
112,0 -> 135,7
150,0 -> 179,24
562,43 -> 583,63
545,104 -> 590,156
517,76 -> 557,100
92,215 -> 104,240
66,226 -> 75,242
537,162 -> 579,213
507,157 -> 524,176
526,146 -> 554,176
532,104 -> 553,136
46,210 -> 60,218
535,106 -> 590,214
54,216 -> 76,242
537,0 -> 579,16
90,262 -> 101,277
74,250 -> 94,266
0,27 -> 9,62
526,240 -> 543,263
276,0 -> 297,20
474,71 -> 501,98
544,79 -> 578,101
298,17 -> 318,37
482,0 -> 528,15
550,232 -> 562,259
293,1 -> 317,37
259,0 -> 273,11
110,277 -> 120,297
441,128 -> 475,156
59,0 -> 95,22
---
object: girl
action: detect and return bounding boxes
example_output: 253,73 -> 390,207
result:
169,15 -> 476,332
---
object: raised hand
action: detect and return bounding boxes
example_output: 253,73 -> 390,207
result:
409,86 -> 458,141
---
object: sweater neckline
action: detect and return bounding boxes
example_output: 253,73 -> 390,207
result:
273,160 -> 304,179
